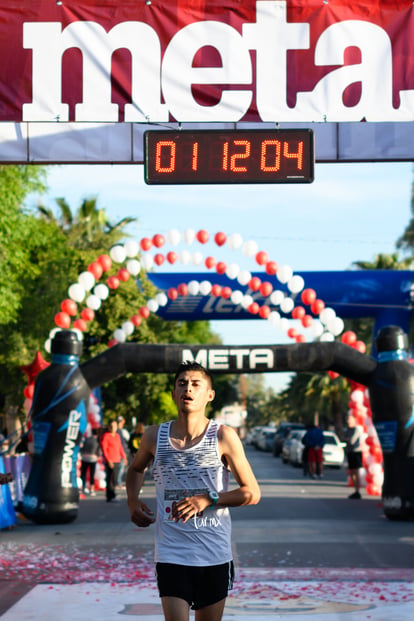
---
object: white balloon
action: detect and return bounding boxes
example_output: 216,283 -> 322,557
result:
73,328 -> 84,342
94,283 -> 109,300
227,233 -> 243,249
44,338 -> 52,353
277,265 -> 293,284
242,294 -> 254,308
243,240 -> 258,257
188,280 -> 200,296
311,321 -> 324,338
237,270 -> 251,286
280,297 -> 294,313
124,240 -> 139,257
78,271 -> 95,291
226,263 -> 240,280
122,321 -> 135,336
328,316 -> 344,336
110,245 -> 126,263
320,307 -> 336,325
230,290 -> 244,305
166,228 -> 181,246
49,327 -> 60,339
279,318 -> 290,332
268,311 -> 281,326
191,251 -> 203,265
146,299 -> 159,313
68,282 -> 85,303
320,331 -> 335,342
126,259 -> 141,276
199,280 -> 212,295
156,292 -> 168,306
141,254 -> 153,270
287,275 -> 305,294
350,389 -> 364,404
270,290 -> 284,306
179,250 -> 191,265
182,229 -> 195,244
86,294 -> 102,310
113,328 -> 126,343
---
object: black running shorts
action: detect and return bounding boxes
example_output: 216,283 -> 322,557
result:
155,561 -> 234,610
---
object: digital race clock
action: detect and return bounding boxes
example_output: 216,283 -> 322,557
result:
144,129 -> 314,185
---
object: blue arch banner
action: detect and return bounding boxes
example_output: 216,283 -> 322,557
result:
148,270 -> 414,333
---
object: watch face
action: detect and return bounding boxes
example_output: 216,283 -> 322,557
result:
210,491 -> 219,501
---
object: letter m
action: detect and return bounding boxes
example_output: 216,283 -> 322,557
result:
181,349 -> 208,367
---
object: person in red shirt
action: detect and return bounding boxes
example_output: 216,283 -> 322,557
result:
101,420 -> 128,502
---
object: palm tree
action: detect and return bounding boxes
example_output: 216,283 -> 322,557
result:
37,196 -> 136,249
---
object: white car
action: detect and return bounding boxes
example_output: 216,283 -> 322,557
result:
322,431 -> 346,468
256,427 -> 277,452
286,429 -> 307,466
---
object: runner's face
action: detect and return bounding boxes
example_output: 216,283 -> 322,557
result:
172,370 -> 215,413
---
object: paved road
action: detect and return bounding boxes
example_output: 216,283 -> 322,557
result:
1,445 -> 414,619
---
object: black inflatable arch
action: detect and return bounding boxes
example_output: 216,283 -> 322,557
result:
22,330 -> 414,523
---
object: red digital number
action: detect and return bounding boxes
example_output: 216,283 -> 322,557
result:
260,140 -> 281,172
155,140 -> 176,173
222,140 -> 251,173
283,141 -> 303,170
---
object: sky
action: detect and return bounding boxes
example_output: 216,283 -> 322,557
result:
27,161 -> 413,392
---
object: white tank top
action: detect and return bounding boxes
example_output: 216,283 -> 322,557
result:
151,419 -> 232,566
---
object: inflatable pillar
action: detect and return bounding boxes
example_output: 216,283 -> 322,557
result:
22,331 -> 89,524
369,326 -> 414,520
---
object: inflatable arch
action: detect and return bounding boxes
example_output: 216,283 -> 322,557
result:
20,230 -> 414,523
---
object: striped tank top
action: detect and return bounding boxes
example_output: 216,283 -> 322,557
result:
152,419 -> 232,566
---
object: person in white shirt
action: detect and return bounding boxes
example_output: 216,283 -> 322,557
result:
126,361 -> 261,621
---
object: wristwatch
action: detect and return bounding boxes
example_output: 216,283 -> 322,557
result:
208,490 -> 219,506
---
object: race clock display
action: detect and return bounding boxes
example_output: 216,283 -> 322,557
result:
144,129 -> 314,185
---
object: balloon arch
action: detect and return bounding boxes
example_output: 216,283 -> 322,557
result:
24,229 -> 383,497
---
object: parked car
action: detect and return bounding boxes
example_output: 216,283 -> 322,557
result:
245,426 -> 262,446
286,429 -> 307,466
322,431 -> 346,468
256,427 -> 277,452
273,422 -> 306,456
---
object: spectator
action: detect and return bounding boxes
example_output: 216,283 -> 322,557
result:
116,416 -> 130,486
302,423 -> 325,479
128,422 -> 145,456
345,414 -> 363,499
101,420 -> 128,503
80,429 -> 100,496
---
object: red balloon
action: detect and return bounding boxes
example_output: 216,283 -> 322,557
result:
88,261 -> 103,280
301,315 -> 313,328
255,250 -> 269,265
152,233 -> 165,248
365,436 -> 374,446
167,287 -> 178,300
205,256 -> 216,269
55,311 -> 71,329
221,286 -> 232,299
140,237 -> 152,251
154,253 -> 165,266
259,281 -> 273,297
287,327 -> 297,339
107,276 -> 120,289
108,339 -> 118,348
97,254 -> 112,271
301,288 -> 316,305
166,251 -> 177,264
328,370 -> 339,379
214,232 -> 226,246
211,284 -> 222,297
131,314 -> 142,326
248,302 -> 260,315
177,283 -> 188,296
341,330 -> 357,346
259,305 -> 271,319
216,261 -> 227,275
117,268 -> 130,282
296,334 -> 306,343
196,229 -> 209,244
73,318 -> 87,332
311,299 -> 325,315
248,276 -> 261,292
81,308 -> 95,321
61,298 -> 78,316
291,306 -> 305,320
24,384 -> 35,400
265,260 -> 278,275
139,306 -> 150,319
354,340 -> 366,354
